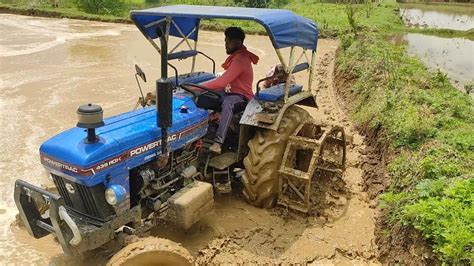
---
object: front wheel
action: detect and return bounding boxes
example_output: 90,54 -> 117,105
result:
107,237 -> 194,266
242,106 -> 311,208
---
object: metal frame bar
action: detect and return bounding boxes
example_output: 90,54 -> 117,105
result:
143,17 -> 318,97
283,46 -> 295,103
165,16 -> 171,43
169,27 -> 197,53
144,17 -> 167,29
146,36 -> 161,54
275,46 -> 314,102
275,48 -> 287,70
172,20 -> 193,50
191,20 -> 200,73
295,50 -> 306,68
303,49 -> 310,65
308,50 -> 316,90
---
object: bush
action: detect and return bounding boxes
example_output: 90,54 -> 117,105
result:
402,178 -> 473,263
145,0 -> 161,4
234,0 -> 269,8
272,0 -> 289,8
464,81 -> 474,95
74,0 -> 126,16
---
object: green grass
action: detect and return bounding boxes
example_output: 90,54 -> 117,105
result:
0,0 -> 403,36
1,0 -> 471,39
336,32 -> 474,263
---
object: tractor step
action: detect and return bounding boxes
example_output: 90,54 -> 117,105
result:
207,152 -> 237,194
278,122 -> 346,213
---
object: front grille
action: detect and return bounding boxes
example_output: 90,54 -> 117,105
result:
53,174 -> 73,206
76,184 -> 101,218
52,174 -> 115,221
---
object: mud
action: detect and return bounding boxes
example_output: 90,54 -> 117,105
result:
175,39 -> 379,265
1,14 -> 379,265
107,237 -> 194,266
334,50 -> 438,264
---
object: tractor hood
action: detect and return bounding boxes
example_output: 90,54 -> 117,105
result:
40,94 -> 208,186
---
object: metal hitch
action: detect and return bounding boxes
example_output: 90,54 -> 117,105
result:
14,179 -> 81,252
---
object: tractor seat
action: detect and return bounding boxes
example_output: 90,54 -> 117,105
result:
170,71 -> 216,87
255,84 -> 303,102
196,93 -> 247,113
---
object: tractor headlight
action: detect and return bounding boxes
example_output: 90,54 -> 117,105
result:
105,184 -> 126,205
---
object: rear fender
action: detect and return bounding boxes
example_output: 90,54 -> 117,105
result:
239,91 -> 317,131
237,92 -> 317,161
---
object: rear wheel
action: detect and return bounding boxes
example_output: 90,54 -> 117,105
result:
107,237 -> 194,266
242,106 -> 311,208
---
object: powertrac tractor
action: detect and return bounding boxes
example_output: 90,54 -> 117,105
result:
14,5 -> 346,263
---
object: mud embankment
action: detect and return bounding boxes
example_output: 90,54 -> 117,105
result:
333,48 -> 439,265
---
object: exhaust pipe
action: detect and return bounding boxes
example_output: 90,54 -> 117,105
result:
156,25 -> 173,155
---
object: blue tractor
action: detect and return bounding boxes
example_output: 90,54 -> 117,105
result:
14,5 -> 346,262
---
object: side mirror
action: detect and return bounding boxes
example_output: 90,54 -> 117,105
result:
135,64 -> 147,82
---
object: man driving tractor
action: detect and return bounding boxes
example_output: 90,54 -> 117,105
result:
201,27 -> 259,154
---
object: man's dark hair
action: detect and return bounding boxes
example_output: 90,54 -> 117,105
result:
225,27 -> 245,42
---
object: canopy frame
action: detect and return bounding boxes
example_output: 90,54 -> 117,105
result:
131,5 -> 319,103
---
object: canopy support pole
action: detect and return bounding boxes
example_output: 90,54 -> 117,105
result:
146,36 -> 161,55
284,46 -> 295,103
308,50 -> 316,91
191,21 -> 200,73
275,49 -> 287,70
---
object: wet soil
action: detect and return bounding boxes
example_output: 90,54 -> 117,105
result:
334,49 -> 439,265
175,39 -> 379,265
1,15 -> 379,265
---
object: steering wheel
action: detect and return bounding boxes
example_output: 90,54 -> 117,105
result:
179,82 -> 222,101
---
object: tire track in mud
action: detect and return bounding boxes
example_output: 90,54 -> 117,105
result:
193,40 -> 380,265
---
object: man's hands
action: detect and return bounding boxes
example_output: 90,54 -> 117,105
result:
225,84 -> 232,93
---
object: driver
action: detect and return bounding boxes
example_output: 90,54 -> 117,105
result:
201,27 -> 259,154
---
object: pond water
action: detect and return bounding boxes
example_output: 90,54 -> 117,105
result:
400,4 -> 474,31
399,4 -> 474,94
405,33 -> 474,89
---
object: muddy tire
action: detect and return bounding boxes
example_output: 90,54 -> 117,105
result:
107,237 -> 194,266
242,106 -> 311,208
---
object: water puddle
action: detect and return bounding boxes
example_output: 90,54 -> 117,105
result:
400,4 -> 474,31
398,4 -> 474,94
405,33 -> 473,91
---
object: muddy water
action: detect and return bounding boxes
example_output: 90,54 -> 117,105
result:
405,33 -> 474,90
399,5 -> 474,93
400,5 -> 474,30
0,14 -> 378,265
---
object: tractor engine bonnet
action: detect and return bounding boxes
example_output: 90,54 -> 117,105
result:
39,94 -> 208,187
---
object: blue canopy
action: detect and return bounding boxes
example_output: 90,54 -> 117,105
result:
130,5 -> 318,51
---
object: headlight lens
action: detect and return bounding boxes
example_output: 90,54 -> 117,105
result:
105,188 -> 117,205
105,184 -> 126,205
